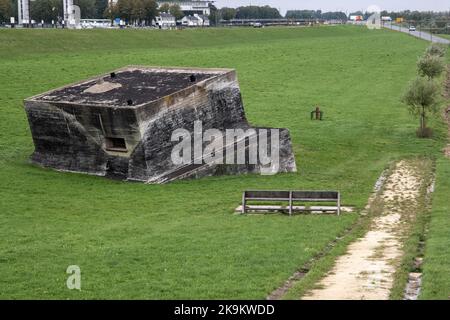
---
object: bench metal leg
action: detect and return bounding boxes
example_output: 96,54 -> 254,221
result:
337,194 -> 341,216
289,191 -> 293,216
242,192 -> 246,214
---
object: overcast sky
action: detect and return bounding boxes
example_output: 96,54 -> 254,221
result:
214,1 -> 450,15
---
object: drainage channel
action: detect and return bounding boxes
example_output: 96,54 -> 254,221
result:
403,176 -> 435,300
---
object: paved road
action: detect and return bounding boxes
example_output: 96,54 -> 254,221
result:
384,23 -> 450,44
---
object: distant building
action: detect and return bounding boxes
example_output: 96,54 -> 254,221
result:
157,1 -> 214,16
181,15 -> 200,27
181,14 -> 209,27
196,14 -> 210,26
156,13 -> 176,29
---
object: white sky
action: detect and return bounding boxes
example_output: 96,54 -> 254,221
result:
213,0 -> 450,15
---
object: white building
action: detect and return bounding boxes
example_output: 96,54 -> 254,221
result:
195,14 -> 210,26
181,15 -> 200,27
181,14 -> 209,27
156,13 -> 176,28
157,1 -> 214,16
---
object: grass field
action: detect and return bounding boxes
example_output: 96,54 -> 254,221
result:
421,158 -> 450,299
0,26 -> 447,299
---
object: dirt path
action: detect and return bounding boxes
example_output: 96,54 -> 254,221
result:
302,161 -> 425,300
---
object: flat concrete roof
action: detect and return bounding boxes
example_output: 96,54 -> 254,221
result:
28,66 -> 232,108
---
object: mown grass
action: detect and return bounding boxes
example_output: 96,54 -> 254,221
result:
420,52 -> 450,300
421,157 -> 450,299
438,34 -> 450,40
0,26 -> 446,299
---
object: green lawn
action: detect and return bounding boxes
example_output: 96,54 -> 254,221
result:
0,26 -> 447,299
420,48 -> 450,300
421,157 -> 450,299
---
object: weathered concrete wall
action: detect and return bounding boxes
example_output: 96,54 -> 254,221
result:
24,66 -> 297,183
171,128 -> 297,182
25,100 -> 141,178
129,73 -> 248,181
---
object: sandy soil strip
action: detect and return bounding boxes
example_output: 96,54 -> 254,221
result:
302,161 -> 422,300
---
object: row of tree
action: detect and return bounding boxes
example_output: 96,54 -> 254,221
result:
209,6 -> 282,23
105,0 -> 159,24
0,0 -> 109,22
31,0 -> 109,22
0,2 -> 283,23
1,1 -> 450,25
214,8 -> 450,23
0,0 -> 185,24
402,44 -> 447,138
158,2 -> 183,20
0,0 -> 158,23
285,10 -> 347,20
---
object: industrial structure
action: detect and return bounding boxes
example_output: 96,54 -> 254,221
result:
18,0 -> 79,28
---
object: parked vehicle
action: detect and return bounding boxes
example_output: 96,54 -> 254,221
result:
409,26 -> 416,32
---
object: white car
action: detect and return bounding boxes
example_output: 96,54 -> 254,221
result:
409,26 -> 416,32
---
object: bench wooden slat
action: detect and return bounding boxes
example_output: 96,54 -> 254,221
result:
244,191 -> 290,198
245,197 -> 292,201
292,191 -> 339,199
242,190 -> 341,216
292,198 -> 339,202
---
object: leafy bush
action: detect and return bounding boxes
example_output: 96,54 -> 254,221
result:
417,54 -> 445,79
425,44 -> 446,58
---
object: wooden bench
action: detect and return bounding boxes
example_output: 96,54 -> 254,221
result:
241,190 -> 341,216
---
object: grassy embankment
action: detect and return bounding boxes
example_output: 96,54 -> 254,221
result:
0,26 -> 445,299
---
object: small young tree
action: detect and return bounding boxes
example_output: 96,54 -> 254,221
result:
402,77 -> 439,138
417,54 -> 445,80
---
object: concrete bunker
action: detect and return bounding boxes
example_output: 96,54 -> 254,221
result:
24,66 -> 297,183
